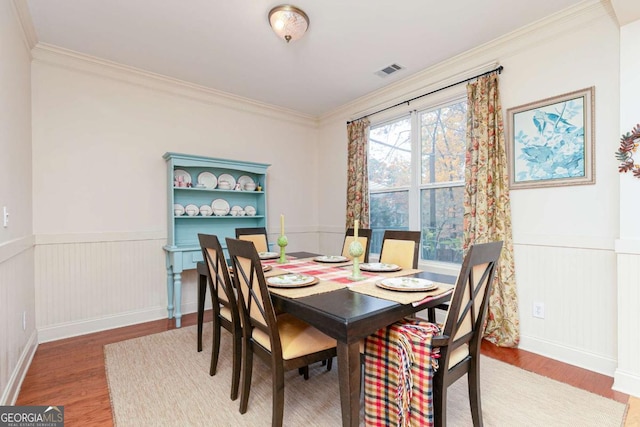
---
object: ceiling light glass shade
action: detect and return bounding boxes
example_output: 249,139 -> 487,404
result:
268,5 -> 309,43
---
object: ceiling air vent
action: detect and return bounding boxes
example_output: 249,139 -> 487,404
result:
375,63 -> 404,78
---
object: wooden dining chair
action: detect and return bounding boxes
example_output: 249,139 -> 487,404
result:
226,238 -> 337,427
235,227 -> 270,252
198,233 -> 242,401
379,230 -> 421,269
341,227 -> 372,262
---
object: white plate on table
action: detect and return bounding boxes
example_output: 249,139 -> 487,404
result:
174,169 -> 191,184
211,199 -> 230,216
217,173 -> 236,190
314,255 -> 348,263
267,274 -> 318,288
258,251 -> 279,260
376,277 -> 437,292
229,264 -> 272,274
360,262 -> 402,272
197,171 -> 217,189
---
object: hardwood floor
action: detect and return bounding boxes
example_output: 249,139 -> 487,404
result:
17,311 -> 630,426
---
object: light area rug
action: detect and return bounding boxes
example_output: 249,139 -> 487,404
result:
104,323 -> 626,426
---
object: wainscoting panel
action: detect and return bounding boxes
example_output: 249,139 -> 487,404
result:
35,238 -> 169,341
0,241 -> 36,404
614,251 -> 640,396
515,243 -> 617,375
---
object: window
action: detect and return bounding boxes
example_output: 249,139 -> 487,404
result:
368,98 -> 467,264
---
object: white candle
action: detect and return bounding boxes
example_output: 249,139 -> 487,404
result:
280,214 -> 285,236
354,219 -> 359,240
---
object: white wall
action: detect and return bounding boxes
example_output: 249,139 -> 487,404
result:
0,0 -> 37,405
318,1 -> 622,377
31,47 -> 321,341
614,17 -> 640,397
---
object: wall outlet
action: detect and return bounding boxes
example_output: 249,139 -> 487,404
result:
2,206 -> 8,228
22,311 -> 26,331
533,302 -> 545,319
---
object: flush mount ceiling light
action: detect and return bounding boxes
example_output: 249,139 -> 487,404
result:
268,5 -> 309,43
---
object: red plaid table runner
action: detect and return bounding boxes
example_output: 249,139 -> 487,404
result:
364,319 -> 440,427
263,258 -> 379,284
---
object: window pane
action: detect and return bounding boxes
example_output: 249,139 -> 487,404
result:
420,186 -> 464,263
421,102 -> 467,185
369,191 -> 409,254
369,117 -> 411,190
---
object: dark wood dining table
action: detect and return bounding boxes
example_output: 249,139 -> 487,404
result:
197,252 -> 455,427
269,252 -> 455,427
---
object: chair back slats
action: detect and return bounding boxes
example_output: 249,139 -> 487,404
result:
379,230 -> 421,269
226,238 -> 281,352
198,234 -> 237,323
235,227 -> 269,253
441,241 -> 503,359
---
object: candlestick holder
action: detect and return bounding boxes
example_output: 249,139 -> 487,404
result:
277,235 -> 288,264
348,240 -> 364,281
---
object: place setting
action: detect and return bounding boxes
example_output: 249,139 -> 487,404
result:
350,276 -> 454,306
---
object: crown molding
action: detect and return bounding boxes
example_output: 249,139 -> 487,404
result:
10,0 -> 37,53
319,0 -> 607,125
31,43 -> 318,128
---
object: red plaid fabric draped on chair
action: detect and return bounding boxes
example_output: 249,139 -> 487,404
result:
364,320 -> 441,426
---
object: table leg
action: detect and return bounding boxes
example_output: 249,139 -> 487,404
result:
173,272 -> 182,328
197,269 -> 207,351
337,341 -> 361,427
166,265 -> 174,319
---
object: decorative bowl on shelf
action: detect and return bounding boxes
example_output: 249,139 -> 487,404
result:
244,182 -> 256,191
218,180 -> 231,190
213,208 -> 228,216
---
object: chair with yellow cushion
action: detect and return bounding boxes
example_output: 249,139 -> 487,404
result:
379,230 -> 421,269
226,238 -> 337,427
235,227 -> 269,253
341,227 -> 372,262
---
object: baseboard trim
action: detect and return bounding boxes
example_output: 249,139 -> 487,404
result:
614,369 -> 640,397
37,307 -> 169,343
1,330 -> 38,405
519,335 -> 617,377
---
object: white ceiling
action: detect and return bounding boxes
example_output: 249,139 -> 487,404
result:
26,0 -> 601,116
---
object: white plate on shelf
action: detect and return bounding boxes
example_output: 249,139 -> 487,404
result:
360,262 -> 402,272
237,175 -> 255,190
217,173 -> 236,190
199,205 -> 213,216
174,169 -> 191,185
266,274 -> 318,288
244,205 -> 256,216
211,199 -> 230,216
184,204 -> 199,216
376,278 -> 437,292
197,172 -> 217,189
230,205 -> 244,216
314,255 -> 349,263
258,251 -> 279,260
173,204 -> 185,216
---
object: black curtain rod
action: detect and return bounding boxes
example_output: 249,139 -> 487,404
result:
347,65 -> 504,124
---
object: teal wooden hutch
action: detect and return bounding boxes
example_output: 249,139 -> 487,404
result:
163,152 -> 269,327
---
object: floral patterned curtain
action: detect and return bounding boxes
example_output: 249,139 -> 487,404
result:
464,73 -> 519,347
346,118 -> 371,228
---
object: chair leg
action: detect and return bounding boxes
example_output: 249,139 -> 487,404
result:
210,315 -> 221,376
230,329 -> 241,401
468,362 -> 484,427
433,379 -> 447,427
239,340 -> 253,414
197,272 -> 207,352
272,360 -> 285,427
326,357 -> 333,371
